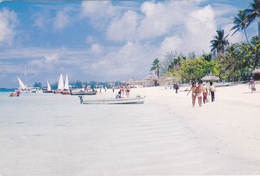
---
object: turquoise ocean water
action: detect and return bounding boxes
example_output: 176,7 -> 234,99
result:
0,91 -> 259,175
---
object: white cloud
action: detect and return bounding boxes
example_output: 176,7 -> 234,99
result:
86,35 -> 94,44
90,43 -> 102,54
80,1 -> 116,29
106,10 -> 139,41
45,53 -> 59,62
158,4 -> 217,56
32,12 -> 45,29
0,8 -> 17,46
54,10 -> 70,29
183,5 -> 217,54
160,36 -> 182,54
83,41 -> 159,81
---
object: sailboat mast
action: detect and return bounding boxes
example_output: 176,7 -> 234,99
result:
25,65 -> 27,87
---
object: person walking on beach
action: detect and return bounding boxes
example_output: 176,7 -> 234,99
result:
203,82 -> 208,104
174,82 -> 179,94
249,77 -> 256,93
196,81 -> 205,107
187,82 -> 197,107
209,81 -> 216,102
126,84 -> 131,98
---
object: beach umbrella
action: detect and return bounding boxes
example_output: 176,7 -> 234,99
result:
201,73 -> 220,81
252,68 -> 260,74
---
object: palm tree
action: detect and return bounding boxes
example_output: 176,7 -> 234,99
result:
245,0 -> 260,39
202,53 -> 213,62
210,29 -> 229,57
150,58 -> 160,78
230,10 -> 249,42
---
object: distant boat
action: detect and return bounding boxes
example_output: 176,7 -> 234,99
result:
71,90 -> 97,95
17,76 -> 31,93
61,74 -> 71,95
43,80 -> 53,93
54,74 -> 64,94
31,87 -> 42,93
79,96 -> 145,104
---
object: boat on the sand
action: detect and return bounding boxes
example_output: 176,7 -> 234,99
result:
79,96 -> 145,104
10,91 -> 20,97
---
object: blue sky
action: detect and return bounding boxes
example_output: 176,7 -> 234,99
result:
0,0 -> 257,88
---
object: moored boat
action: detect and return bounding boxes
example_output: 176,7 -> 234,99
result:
17,77 -> 31,93
61,74 -> 71,95
43,80 -> 53,93
54,74 -> 64,94
79,96 -> 145,104
31,87 -> 42,93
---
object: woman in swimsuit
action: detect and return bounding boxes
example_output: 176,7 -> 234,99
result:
196,81 -> 205,107
187,82 -> 197,107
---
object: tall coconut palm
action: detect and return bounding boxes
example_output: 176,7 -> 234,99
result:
230,10 -> 249,42
245,0 -> 260,39
210,29 -> 229,57
150,58 -> 160,78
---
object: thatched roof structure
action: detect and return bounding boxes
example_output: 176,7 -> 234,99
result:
201,73 -> 220,81
252,68 -> 260,74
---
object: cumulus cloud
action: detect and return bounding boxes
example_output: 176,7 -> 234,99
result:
82,41 -> 159,81
106,10 -> 139,41
0,8 -> 17,46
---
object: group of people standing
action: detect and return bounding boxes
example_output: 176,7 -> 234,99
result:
187,81 -> 216,107
116,84 -> 131,98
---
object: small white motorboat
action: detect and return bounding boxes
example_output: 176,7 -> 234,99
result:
79,95 -> 145,104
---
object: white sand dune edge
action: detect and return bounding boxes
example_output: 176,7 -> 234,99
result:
129,83 -> 260,163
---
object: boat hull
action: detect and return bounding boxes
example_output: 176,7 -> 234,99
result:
79,96 -> 145,104
71,91 -> 97,95
61,91 -> 71,95
43,90 -> 53,93
54,90 -> 62,94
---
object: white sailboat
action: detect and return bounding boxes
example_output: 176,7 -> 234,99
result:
17,76 -> 31,93
43,80 -> 53,93
61,74 -> 71,94
54,74 -> 64,94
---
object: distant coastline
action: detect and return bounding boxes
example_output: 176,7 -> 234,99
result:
0,88 -> 16,92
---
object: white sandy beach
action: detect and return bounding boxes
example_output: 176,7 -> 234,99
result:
0,83 -> 260,175
130,83 -> 260,162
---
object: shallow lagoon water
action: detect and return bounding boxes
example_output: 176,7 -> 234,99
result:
0,91 -> 259,175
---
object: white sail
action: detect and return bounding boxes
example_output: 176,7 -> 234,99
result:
46,80 -> 51,91
17,77 -> 26,89
64,74 -> 69,90
57,74 -> 64,90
